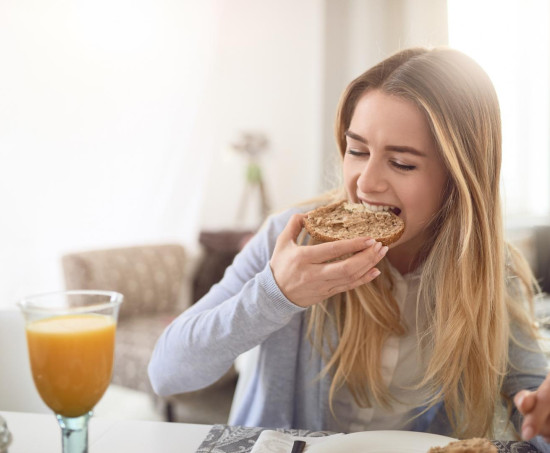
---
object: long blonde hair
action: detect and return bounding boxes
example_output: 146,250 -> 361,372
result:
308,47 -> 541,438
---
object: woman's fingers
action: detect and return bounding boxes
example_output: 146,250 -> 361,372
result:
515,391 -> 539,440
318,241 -> 388,280
304,236 -> 378,264
515,390 -> 537,415
271,214 -> 388,308
515,377 -> 550,440
520,407 -> 550,441
324,267 -> 382,297
277,213 -> 307,244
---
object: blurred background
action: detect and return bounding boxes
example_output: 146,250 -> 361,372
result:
0,0 -> 549,306
0,0 -> 549,422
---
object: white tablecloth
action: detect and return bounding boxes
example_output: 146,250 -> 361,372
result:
0,411 -> 211,453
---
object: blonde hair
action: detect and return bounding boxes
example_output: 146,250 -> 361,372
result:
308,47 -> 541,438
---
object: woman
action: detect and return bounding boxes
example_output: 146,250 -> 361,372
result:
148,47 -> 550,446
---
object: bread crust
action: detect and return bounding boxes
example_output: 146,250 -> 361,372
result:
428,438 -> 497,453
303,200 -> 405,246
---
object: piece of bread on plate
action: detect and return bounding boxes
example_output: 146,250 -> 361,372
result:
427,437 -> 497,452
303,200 -> 405,246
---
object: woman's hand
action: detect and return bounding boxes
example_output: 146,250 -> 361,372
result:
270,213 -> 388,308
514,373 -> 550,442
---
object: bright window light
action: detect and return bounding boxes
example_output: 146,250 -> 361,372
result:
448,0 -> 550,223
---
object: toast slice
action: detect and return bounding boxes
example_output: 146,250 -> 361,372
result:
428,438 -> 497,452
303,200 -> 405,246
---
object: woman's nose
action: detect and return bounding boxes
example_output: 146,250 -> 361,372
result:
357,158 -> 388,193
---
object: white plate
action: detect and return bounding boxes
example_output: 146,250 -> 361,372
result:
307,430 -> 456,453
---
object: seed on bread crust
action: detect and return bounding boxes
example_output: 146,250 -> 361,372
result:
303,200 -> 405,246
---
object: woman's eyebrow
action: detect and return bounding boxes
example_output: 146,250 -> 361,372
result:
345,130 -> 426,157
385,145 -> 426,157
345,130 -> 367,143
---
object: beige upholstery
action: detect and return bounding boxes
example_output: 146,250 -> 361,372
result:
62,244 -> 188,321
61,243 -> 238,424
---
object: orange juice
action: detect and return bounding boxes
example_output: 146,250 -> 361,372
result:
26,314 -> 116,417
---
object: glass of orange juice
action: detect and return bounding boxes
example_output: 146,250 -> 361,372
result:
18,290 -> 123,453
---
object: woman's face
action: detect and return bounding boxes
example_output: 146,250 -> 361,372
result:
343,89 -> 448,270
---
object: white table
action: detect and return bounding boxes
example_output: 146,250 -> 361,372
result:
0,411 -> 212,453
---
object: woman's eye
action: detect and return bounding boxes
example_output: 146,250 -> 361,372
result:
347,149 -> 368,157
391,161 -> 416,171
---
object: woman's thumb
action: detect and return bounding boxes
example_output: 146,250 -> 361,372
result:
280,213 -> 306,243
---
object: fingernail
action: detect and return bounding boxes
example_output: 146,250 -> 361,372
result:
522,426 -> 535,440
373,241 -> 382,253
379,246 -> 388,257
370,269 -> 381,278
365,239 -> 375,247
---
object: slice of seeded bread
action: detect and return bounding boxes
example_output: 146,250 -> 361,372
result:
303,200 -> 405,246
428,438 -> 497,453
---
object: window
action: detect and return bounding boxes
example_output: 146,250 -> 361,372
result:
448,0 -> 550,223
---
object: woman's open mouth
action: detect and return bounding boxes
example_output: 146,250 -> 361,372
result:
361,201 -> 401,216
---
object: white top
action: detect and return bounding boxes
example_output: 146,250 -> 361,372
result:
333,263 -> 430,432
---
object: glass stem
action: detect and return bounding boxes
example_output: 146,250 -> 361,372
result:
56,412 -> 91,453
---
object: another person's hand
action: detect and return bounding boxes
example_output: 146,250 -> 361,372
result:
270,213 -> 388,308
514,373 -> 550,442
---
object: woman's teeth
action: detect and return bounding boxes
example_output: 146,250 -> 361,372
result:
361,201 -> 395,213
361,201 -> 402,215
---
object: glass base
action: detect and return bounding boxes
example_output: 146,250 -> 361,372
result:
56,412 -> 92,453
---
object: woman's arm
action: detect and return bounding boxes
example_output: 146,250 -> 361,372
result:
148,209 -> 305,396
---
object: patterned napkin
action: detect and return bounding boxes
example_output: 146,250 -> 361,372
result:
249,430 -> 343,453
195,425 -> 335,453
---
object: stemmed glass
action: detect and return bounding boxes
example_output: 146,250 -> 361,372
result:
18,290 -> 123,453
